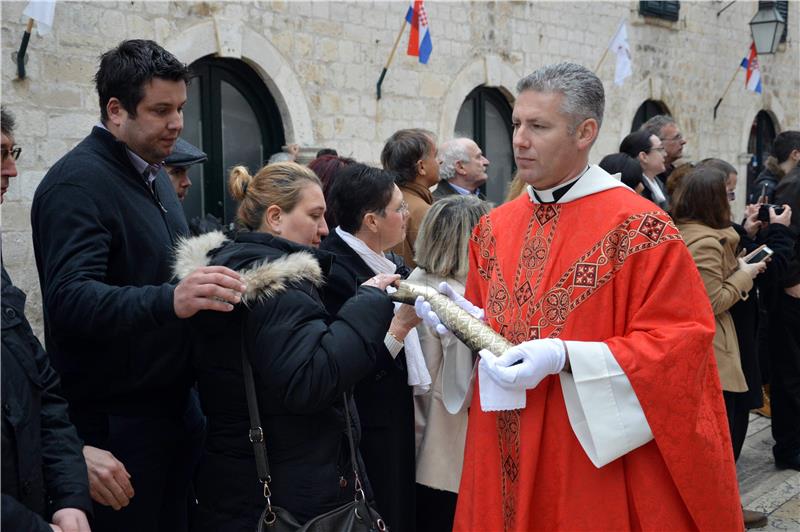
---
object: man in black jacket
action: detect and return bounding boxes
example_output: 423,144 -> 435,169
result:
769,164 -> 800,471
2,107 -> 92,532
30,41 -> 245,531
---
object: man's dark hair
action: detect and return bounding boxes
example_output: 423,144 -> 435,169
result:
95,39 -> 190,122
619,130 -> 656,159
672,166 -> 731,230
1,106 -> 15,136
328,163 -> 398,234
316,148 -> 338,158
380,128 -> 435,186
771,130 -> 800,163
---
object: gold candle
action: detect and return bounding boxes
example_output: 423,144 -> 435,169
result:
390,281 -> 512,356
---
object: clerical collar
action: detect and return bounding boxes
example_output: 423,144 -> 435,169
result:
527,166 -> 590,204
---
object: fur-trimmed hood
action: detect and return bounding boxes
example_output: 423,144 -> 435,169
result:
173,231 -> 324,304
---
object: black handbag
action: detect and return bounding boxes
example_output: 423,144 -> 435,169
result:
240,325 -> 387,532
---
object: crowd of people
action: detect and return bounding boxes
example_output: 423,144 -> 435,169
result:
1,38 -> 799,532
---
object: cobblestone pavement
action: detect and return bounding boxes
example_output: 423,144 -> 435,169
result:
738,414 -> 800,530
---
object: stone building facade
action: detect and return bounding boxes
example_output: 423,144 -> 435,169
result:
1,0 -> 798,334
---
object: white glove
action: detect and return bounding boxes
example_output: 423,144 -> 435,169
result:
478,338 -> 566,390
414,296 -> 450,336
437,282 -> 484,320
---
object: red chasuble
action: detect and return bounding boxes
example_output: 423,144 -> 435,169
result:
454,187 -> 742,531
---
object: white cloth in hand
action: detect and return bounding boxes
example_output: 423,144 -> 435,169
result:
478,339 -> 565,411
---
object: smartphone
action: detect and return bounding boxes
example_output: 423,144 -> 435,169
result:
744,244 -> 774,264
758,204 -> 785,222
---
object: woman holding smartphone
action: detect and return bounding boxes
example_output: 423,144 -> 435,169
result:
674,166 -> 769,528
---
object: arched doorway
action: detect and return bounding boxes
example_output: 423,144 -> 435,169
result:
630,100 -> 671,132
455,86 -> 514,204
746,110 -> 777,200
182,57 -> 285,225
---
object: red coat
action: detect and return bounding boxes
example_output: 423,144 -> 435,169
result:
455,189 -> 742,531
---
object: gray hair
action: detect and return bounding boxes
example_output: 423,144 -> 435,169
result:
438,139 -> 470,181
268,152 -> 294,164
516,62 -> 604,133
639,115 -> 675,138
1,106 -> 15,136
414,195 -> 491,278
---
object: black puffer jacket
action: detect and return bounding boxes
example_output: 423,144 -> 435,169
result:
1,266 -> 92,531
180,232 -> 394,531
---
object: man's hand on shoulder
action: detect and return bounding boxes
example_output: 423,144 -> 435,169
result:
51,508 -> 91,532
174,266 -> 246,318
83,445 -> 134,511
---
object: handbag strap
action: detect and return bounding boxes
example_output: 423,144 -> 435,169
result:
240,320 -> 272,489
242,316 -> 384,530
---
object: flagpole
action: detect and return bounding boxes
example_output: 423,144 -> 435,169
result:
16,18 -> 34,79
377,18 -> 408,100
595,18 -> 623,72
713,61 -> 743,120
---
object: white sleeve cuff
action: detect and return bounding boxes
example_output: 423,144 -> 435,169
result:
384,332 -> 403,358
559,340 -> 653,468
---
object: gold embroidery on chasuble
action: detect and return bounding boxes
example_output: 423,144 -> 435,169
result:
471,207 -> 681,532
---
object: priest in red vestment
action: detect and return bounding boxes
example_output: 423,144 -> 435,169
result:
422,63 -> 743,531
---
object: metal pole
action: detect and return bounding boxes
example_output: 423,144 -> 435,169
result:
377,18 -> 408,100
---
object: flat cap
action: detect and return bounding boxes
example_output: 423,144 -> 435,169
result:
164,138 -> 207,167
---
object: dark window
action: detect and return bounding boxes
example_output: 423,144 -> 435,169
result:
182,57 -> 285,226
455,87 -> 515,204
758,1 -> 789,43
631,100 -> 672,132
639,1 -> 680,22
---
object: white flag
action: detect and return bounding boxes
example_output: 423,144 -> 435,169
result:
609,22 -> 632,86
22,1 -> 57,36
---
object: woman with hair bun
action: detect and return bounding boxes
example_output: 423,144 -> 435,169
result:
178,161 -> 401,531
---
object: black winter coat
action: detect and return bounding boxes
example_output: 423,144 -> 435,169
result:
1,266 -> 92,531
31,126 -> 192,429
183,232 -> 394,531
319,230 -> 416,532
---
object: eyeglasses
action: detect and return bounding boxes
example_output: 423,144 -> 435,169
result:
650,147 -> 667,155
1,146 -> 21,161
660,133 -> 683,143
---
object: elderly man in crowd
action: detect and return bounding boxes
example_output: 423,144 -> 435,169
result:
433,138 -> 490,201
2,106 -> 92,532
164,138 -> 207,202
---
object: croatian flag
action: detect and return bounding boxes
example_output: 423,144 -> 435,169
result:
740,42 -> 762,94
406,0 -> 432,64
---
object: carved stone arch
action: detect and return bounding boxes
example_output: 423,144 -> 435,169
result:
438,54 -> 520,139
163,19 -> 314,144
738,97 -> 785,160
615,75 -> 677,140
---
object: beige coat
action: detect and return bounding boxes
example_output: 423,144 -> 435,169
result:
390,181 -> 433,269
678,222 -> 752,392
407,269 -> 476,493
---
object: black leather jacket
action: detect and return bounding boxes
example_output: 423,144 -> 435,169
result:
1,265 -> 91,531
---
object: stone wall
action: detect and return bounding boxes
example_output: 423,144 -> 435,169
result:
2,0 -> 798,335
